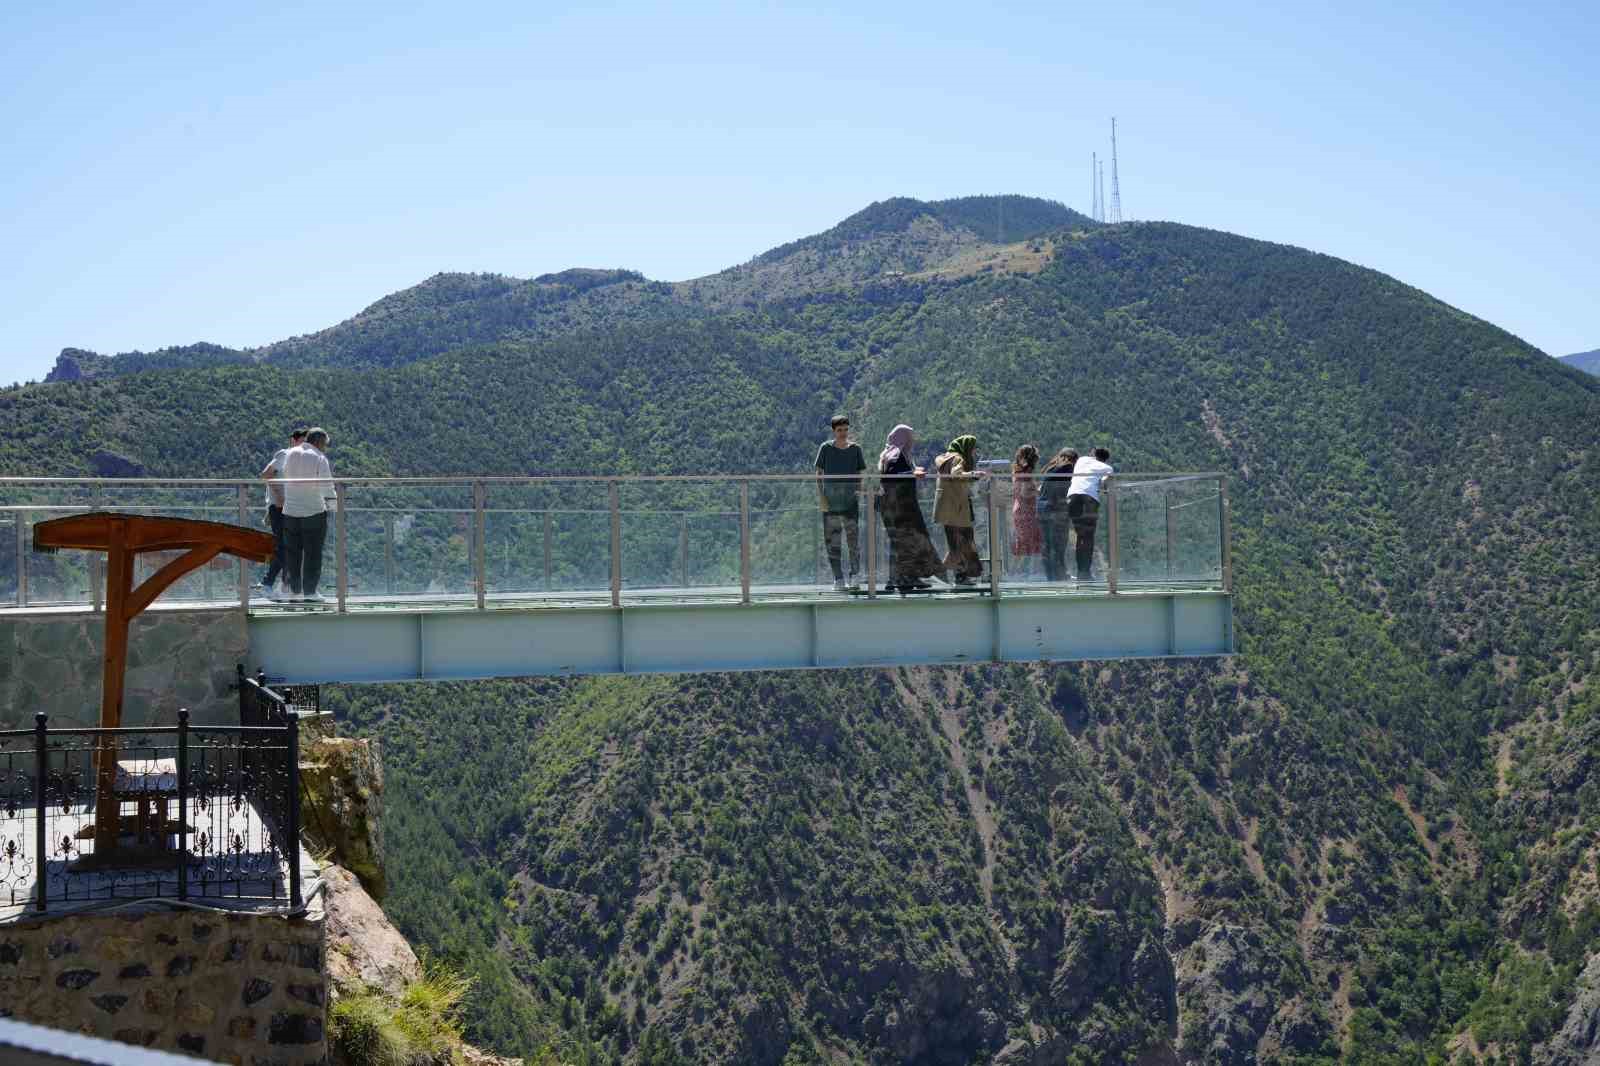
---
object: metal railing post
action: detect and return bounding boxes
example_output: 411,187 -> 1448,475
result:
176,709 -> 189,901
678,514 -> 689,589
865,481 -> 878,599
1166,488 -> 1177,580
542,511 -> 553,591
738,482 -> 751,605
91,488 -> 105,612
286,711 -> 302,911
34,712 -> 47,912
335,483 -> 348,613
473,481 -> 487,609
237,484 -> 249,609
1105,477 -> 1119,595
608,482 -> 621,608
384,514 -> 395,595
1220,477 -> 1233,593
987,478 -> 1002,598
16,512 -> 27,608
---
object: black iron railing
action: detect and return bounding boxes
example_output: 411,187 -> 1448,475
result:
0,689 -> 302,914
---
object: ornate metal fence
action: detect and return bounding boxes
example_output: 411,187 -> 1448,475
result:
0,691 -> 301,913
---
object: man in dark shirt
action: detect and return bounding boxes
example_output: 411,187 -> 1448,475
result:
815,415 -> 867,590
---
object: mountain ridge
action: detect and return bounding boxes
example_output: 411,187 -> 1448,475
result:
1560,348 -> 1600,375
43,195 -> 1088,383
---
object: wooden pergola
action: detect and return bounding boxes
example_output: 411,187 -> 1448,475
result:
32,513 -> 274,861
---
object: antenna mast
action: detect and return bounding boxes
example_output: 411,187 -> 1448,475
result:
1098,160 -> 1106,223
1110,117 -> 1124,223
1091,153 -> 1100,221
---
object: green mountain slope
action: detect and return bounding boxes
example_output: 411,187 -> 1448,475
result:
4,201 -> 1599,1064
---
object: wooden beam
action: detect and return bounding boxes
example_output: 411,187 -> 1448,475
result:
34,512 -> 274,563
123,544 -> 225,619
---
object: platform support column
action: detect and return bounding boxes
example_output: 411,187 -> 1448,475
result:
473,481 -> 486,609
739,481 -> 751,605
335,483 -> 349,613
237,485 -> 249,609
609,482 -> 621,608
865,480 -> 877,599
16,511 -> 26,607
1220,477 -> 1233,593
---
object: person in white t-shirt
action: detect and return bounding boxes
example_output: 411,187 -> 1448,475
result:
269,428 -> 337,602
255,427 -> 306,596
1066,447 -> 1114,580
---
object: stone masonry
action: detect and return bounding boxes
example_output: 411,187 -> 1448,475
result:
0,608 -> 247,731
0,896 -> 327,1066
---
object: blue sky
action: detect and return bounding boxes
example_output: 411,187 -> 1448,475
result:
2,1 -> 1594,384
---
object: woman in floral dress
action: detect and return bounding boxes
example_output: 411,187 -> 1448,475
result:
1010,444 -> 1043,575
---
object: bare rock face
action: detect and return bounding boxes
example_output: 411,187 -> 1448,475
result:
323,864 -> 421,998
1536,951 -> 1600,1066
300,735 -> 386,899
90,449 -> 146,477
1173,924 -> 1280,1064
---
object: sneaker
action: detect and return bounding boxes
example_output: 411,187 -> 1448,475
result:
832,578 -> 847,592
846,577 -> 861,591
267,588 -> 288,602
302,592 -> 326,604
251,581 -> 267,592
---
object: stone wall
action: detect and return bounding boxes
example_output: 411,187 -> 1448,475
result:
0,607 -> 246,731
0,899 -> 327,1066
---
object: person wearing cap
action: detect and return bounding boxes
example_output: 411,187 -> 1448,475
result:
273,427 -> 338,603
814,415 -> 866,591
256,427 -> 307,599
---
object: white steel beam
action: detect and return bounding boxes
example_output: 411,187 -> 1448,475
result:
246,591 -> 1232,684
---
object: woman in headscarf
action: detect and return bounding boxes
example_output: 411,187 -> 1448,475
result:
933,434 -> 984,584
877,424 -> 942,592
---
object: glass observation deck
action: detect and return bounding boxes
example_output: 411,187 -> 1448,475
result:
0,474 -> 1232,680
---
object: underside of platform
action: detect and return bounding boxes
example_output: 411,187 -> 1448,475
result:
246,590 -> 1233,683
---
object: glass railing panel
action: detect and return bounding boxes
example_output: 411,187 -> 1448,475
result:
1166,476 -> 1224,584
748,478 -> 839,593
0,487 -> 95,606
96,486 -> 245,603
485,481 -> 612,601
338,483 -> 474,602
0,511 -> 18,605
1111,475 -> 1223,587
617,479 -> 740,601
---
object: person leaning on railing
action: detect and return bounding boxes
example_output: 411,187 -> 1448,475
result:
1067,447 -> 1114,581
255,426 -> 306,598
267,427 -> 337,603
877,424 -> 942,593
1037,448 -> 1078,581
933,434 -> 985,585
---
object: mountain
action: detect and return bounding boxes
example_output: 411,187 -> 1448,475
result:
1560,349 -> 1600,376
5,198 -> 1599,1064
43,195 -> 1089,381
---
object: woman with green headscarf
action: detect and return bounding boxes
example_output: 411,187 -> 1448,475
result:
933,434 -> 984,584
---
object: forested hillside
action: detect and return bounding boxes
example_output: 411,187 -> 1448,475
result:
4,198 -> 1598,1064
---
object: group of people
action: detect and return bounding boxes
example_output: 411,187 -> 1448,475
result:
814,416 -> 1113,593
255,426 -> 336,603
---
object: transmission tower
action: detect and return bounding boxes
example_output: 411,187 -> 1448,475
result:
1110,117 -> 1124,223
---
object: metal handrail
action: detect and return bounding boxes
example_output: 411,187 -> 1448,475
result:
1,471 -> 1231,611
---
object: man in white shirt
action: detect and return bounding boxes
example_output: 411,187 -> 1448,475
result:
256,427 -> 306,597
1067,447 -> 1114,580
270,428 -> 338,602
